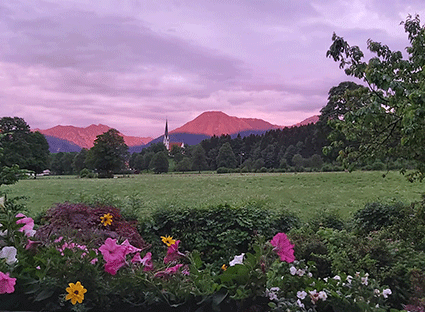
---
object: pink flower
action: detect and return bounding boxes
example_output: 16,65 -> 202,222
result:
164,240 -> 184,264
16,213 -> 35,237
132,252 -> 154,271
121,239 -> 141,255
99,238 -> 127,263
270,233 -> 295,263
154,264 -> 183,278
0,271 -> 16,294
25,239 -> 41,251
104,259 -> 125,275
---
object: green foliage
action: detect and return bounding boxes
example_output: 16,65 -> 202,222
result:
79,168 -> 96,178
139,203 -> 299,267
149,152 -> 169,174
353,201 -> 405,233
327,14 -> 425,179
0,117 -> 49,174
216,142 -> 237,169
86,129 -> 129,178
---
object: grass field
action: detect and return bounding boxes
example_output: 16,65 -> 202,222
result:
1,171 -> 424,220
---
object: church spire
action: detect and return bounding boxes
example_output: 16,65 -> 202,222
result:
163,119 -> 170,150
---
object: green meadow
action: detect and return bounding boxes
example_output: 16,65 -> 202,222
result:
2,170 -> 424,219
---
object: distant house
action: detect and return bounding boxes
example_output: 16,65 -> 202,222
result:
163,120 -> 184,151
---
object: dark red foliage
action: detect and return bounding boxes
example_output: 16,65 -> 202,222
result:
35,202 -> 150,250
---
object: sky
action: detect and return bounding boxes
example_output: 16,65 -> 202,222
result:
1,1 -> 424,138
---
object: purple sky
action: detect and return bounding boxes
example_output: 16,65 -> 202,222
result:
1,1 -> 424,138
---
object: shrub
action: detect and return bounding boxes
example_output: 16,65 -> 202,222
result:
138,203 -> 299,267
35,202 -> 150,250
353,201 -> 405,233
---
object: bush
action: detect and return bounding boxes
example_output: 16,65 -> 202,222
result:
353,201 -> 405,233
79,168 -> 96,178
138,203 -> 299,267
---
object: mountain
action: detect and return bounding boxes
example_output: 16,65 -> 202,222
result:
45,136 -> 82,153
170,111 -> 282,137
292,115 -> 319,127
35,124 -> 152,149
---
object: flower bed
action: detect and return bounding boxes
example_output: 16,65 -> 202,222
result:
0,197 -> 412,311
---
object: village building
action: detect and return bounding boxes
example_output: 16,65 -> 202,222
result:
163,120 -> 184,151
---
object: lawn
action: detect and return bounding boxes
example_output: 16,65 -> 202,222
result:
1,171 -> 424,219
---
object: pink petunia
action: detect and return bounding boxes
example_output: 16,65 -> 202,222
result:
121,239 -> 141,255
270,233 -> 295,263
164,240 -> 184,264
154,264 -> 183,278
132,252 -> 154,271
16,213 -> 35,237
0,271 -> 16,294
99,238 -> 127,263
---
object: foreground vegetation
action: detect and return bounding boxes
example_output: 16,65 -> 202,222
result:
1,192 -> 424,311
1,171 -> 424,219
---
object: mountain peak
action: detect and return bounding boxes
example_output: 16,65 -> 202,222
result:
36,124 -> 152,148
171,111 -> 281,137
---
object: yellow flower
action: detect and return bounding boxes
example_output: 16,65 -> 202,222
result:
221,264 -> 227,271
161,235 -> 176,247
100,213 -> 113,226
65,281 -> 87,305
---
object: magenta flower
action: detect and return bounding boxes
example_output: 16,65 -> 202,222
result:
132,252 -> 154,271
121,239 -> 141,255
104,259 -> 126,275
270,233 -> 295,263
154,264 -> 183,278
16,213 -> 35,237
164,240 -> 185,264
0,271 -> 16,294
99,238 -> 127,263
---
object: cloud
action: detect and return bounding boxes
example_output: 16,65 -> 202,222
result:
0,1 -> 424,138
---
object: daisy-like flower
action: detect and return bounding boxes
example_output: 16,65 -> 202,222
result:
65,281 -> 87,305
100,213 -> 113,226
161,235 -> 176,247
221,264 -> 228,271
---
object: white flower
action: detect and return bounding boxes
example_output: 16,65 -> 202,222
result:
318,291 -> 327,301
333,275 -> 341,281
308,272 -> 313,278
346,275 -> 353,284
382,288 -> 392,298
296,299 -> 305,308
0,246 -> 18,265
265,287 -> 279,301
361,276 -> 368,285
289,266 -> 297,275
297,290 -> 307,300
229,253 -> 244,266
297,269 -> 305,276
0,223 -> 7,237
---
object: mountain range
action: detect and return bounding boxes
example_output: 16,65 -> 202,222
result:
34,111 -> 319,153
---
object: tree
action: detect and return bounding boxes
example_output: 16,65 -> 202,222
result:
191,144 -> 208,173
216,142 -> 237,169
73,148 -> 88,173
175,157 -> 192,173
0,117 -> 49,175
326,14 -> 425,180
149,152 -> 169,174
86,129 -> 129,178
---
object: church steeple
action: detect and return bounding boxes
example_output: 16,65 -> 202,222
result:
163,119 -> 170,150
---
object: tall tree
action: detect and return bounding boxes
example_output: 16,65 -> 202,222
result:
216,142 -> 237,169
191,144 -> 208,173
149,152 -> 169,174
326,14 -> 425,179
86,129 -> 129,178
0,117 -> 49,174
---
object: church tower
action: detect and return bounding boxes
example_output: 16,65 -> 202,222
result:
163,119 -> 170,150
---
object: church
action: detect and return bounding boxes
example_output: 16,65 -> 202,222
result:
163,120 -> 184,151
